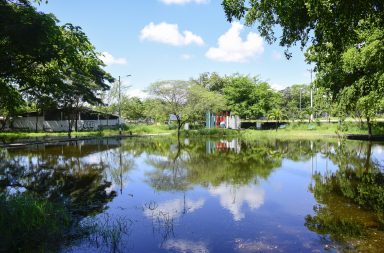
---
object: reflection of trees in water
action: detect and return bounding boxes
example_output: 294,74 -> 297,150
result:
306,141 -> 384,252
100,146 -> 135,194
0,142 -> 118,251
133,137 -> 290,190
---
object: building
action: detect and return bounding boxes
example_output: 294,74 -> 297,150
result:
10,108 -> 121,132
206,111 -> 241,130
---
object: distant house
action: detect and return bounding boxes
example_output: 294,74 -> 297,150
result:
10,108 -> 121,131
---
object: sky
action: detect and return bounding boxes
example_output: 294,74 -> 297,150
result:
35,0 -> 313,98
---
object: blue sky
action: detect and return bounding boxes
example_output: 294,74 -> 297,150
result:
36,0 -> 312,97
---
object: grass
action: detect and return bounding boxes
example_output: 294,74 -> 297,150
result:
0,193 -> 72,252
1,121 -> 383,142
0,124 -> 175,140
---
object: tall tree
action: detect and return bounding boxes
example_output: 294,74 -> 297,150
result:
0,0 -> 114,131
222,0 -> 384,135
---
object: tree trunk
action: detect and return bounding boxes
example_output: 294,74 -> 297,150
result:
68,118 -> 72,137
177,121 -> 182,140
367,117 -> 372,139
275,121 -> 278,132
365,142 -> 372,173
75,111 -> 78,132
35,109 -> 38,133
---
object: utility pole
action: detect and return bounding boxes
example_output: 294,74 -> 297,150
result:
299,88 -> 302,113
118,74 -> 132,135
308,68 -> 313,122
118,75 -> 121,135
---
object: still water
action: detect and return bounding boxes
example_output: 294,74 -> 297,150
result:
1,137 -> 383,252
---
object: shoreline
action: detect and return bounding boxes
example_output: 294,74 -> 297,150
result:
2,129 -> 384,148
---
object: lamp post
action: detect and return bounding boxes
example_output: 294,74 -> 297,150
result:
118,74 -> 132,135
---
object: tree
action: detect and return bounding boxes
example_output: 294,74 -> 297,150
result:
280,84 -> 310,120
223,74 -> 280,119
0,0 -> 114,132
192,72 -> 227,93
222,0 -> 384,136
147,80 -> 226,137
121,96 -> 145,121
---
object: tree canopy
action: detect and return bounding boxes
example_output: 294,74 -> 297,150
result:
0,0 -> 113,121
222,0 -> 384,135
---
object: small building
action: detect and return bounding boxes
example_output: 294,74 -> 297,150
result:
11,108 -> 121,132
206,111 -> 241,130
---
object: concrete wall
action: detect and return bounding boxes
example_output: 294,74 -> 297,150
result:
12,117 -> 120,131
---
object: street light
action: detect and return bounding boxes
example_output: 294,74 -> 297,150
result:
118,74 -> 132,135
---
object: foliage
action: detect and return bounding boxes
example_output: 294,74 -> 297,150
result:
121,96 -> 145,120
222,74 -> 280,119
0,0 -> 113,124
222,0 -> 384,135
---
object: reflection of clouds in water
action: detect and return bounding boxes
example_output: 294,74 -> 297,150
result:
373,145 -> 383,154
209,184 -> 265,221
234,238 -> 279,252
163,239 -> 209,253
144,198 -> 205,220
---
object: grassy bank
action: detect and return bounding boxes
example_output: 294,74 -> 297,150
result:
241,122 -> 384,141
0,124 -> 175,140
1,122 -> 383,141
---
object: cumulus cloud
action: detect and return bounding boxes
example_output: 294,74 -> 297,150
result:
126,88 -> 148,99
160,0 -> 209,5
99,52 -> 127,65
206,22 -> 264,63
140,22 -> 204,46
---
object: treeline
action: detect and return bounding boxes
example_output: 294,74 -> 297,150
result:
0,0 -> 113,128
97,73 -> 336,127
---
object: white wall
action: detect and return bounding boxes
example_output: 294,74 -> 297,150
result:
12,118 -> 120,131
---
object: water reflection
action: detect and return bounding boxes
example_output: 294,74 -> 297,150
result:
209,184 -> 264,221
306,140 -> 384,252
0,137 -> 383,252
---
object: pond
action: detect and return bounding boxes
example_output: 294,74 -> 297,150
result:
0,137 -> 383,252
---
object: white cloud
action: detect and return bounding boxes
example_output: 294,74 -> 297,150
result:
163,239 -> 209,253
160,0 -> 209,5
209,184 -> 264,221
125,88 -> 148,99
99,52 -> 127,65
206,22 -> 264,63
140,22 -> 204,46
270,83 -> 286,91
181,54 -> 194,60
272,50 -> 283,60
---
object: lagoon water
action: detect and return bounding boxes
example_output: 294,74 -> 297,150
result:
1,137 -> 383,252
